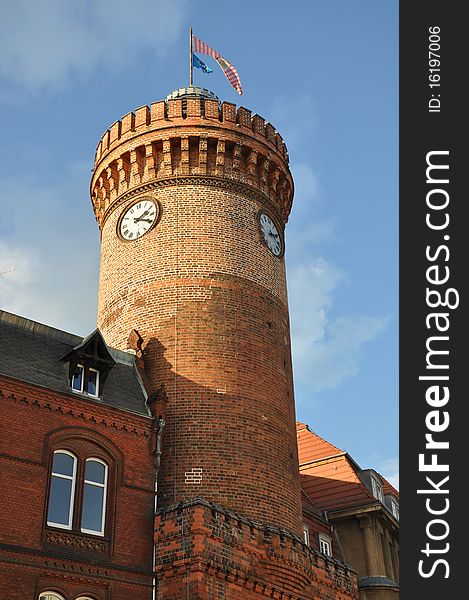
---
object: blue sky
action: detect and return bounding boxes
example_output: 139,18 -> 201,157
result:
0,1 -> 398,487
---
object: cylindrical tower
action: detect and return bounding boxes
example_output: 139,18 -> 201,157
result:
90,87 -> 301,535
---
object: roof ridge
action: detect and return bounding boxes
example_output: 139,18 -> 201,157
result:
0,309 -> 83,345
0,309 -> 135,366
297,422 -> 344,455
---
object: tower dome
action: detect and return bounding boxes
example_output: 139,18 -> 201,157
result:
165,85 -> 219,100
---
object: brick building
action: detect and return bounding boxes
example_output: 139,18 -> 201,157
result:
0,313 -> 156,599
297,423 -> 399,599
0,86 -> 396,599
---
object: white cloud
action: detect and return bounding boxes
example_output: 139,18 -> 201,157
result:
288,260 -> 389,393
0,243 -> 37,314
0,0 -> 189,93
0,162 -> 99,335
0,238 -> 98,337
287,163 -> 337,254
288,259 -> 342,346
269,92 -> 390,401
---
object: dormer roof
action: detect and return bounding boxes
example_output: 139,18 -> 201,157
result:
60,328 -> 116,367
0,310 -> 149,417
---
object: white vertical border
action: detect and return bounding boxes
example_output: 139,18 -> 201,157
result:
81,457 -> 108,536
47,450 -> 77,530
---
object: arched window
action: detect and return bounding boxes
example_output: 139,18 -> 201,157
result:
47,450 -> 77,529
76,597 -> 95,600
39,593 -> 66,600
81,458 -> 108,536
46,451 -> 109,537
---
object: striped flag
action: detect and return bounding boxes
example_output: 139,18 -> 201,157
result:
192,34 -> 243,95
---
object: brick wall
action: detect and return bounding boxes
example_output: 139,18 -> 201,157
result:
93,97 -> 302,537
0,376 -> 155,599
87,93 -> 359,599
153,499 -> 358,600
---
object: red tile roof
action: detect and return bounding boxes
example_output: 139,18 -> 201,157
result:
301,486 -> 323,518
297,423 -> 398,511
300,456 -> 376,511
296,422 -> 343,464
380,473 -> 399,498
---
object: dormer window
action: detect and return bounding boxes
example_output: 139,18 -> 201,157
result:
391,497 -> 399,521
371,474 -> 384,502
71,365 -> 100,397
61,329 -> 115,399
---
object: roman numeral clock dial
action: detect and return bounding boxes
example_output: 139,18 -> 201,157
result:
118,198 -> 159,241
259,212 -> 283,257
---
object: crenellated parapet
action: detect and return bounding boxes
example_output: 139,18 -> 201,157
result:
90,88 -> 294,229
154,498 -> 358,600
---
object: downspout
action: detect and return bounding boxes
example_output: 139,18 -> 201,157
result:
331,524 -> 347,563
152,416 -> 165,600
324,510 -> 347,564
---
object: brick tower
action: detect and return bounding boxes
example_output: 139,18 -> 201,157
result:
90,87 -> 357,599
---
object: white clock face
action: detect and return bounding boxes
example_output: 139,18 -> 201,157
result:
259,213 -> 282,256
119,198 -> 158,241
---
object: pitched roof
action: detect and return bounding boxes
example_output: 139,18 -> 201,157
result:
300,455 -> 376,511
380,473 -> 399,498
301,485 -> 326,519
0,310 -> 149,417
296,422 -> 343,463
60,328 -> 116,366
297,423 -> 390,512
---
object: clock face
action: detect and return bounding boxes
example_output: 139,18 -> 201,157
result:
259,212 -> 283,256
119,198 -> 158,241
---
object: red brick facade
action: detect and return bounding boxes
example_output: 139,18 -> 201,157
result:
153,500 -> 358,600
92,92 -> 300,534
0,375 -> 155,599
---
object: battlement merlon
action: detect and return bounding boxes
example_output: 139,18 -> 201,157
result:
94,94 -> 289,165
90,89 -> 294,228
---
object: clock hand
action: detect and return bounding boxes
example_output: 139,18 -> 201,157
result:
134,217 -> 153,224
134,208 -> 150,222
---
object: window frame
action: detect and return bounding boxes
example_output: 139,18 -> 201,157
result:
70,364 -> 100,398
371,474 -> 384,502
46,450 -> 109,539
46,450 -> 77,530
86,367 -> 100,397
391,497 -> 399,520
71,364 -> 85,393
319,533 -> 332,556
39,593 -> 66,600
81,457 -> 108,536
303,523 -> 310,546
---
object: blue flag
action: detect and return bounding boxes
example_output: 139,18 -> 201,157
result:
192,53 -> 213,74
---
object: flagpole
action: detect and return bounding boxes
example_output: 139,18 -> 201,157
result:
189,26 -> 193,86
